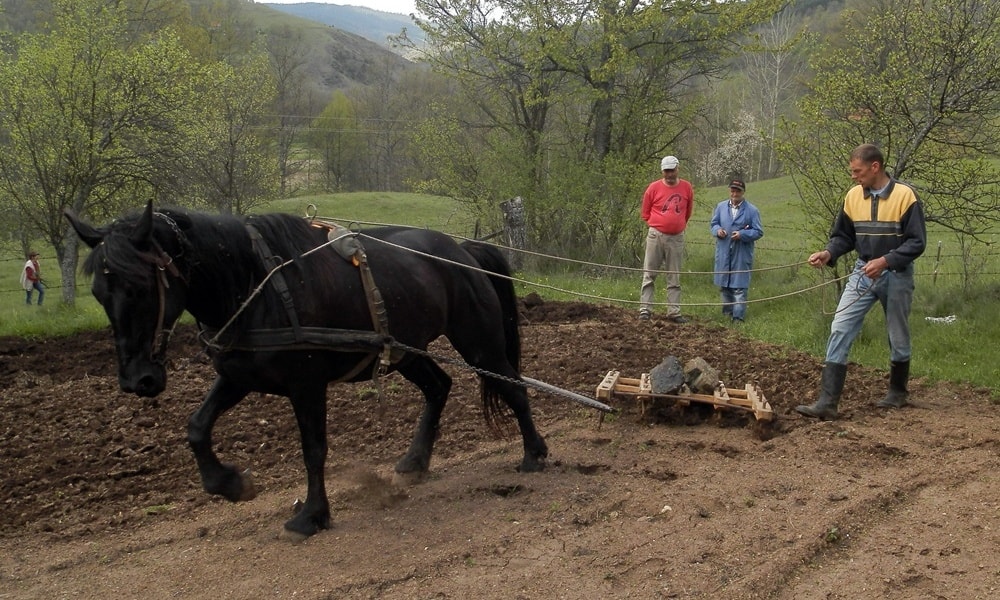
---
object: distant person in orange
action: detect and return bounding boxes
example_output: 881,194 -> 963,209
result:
639,155 -> 694,323
21,251 -> 45,306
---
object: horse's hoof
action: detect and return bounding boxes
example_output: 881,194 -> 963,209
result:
392,470 -> 428,486
283,504 -> 330,540
238,469 -> 257,501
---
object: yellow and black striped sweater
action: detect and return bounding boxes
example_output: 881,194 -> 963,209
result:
827,179 -> 927,270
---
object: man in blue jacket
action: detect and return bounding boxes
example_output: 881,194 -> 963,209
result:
796,144 -> 927,420
710,179 -> 764,322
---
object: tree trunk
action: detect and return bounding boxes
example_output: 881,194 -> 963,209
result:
59,234 -> 80,306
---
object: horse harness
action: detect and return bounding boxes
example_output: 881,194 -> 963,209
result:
196,219 -> 399,385
138,212 -> 610,412
140,214 -> 186,365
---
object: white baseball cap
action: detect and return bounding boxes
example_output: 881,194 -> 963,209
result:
660,156 -> 679,170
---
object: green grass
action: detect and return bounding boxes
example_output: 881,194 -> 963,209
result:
2,184 -> 996,394
0,290 -> 109,338
265,192 -> 475,233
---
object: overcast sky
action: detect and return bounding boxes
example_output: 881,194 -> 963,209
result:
264,1 -> 418,16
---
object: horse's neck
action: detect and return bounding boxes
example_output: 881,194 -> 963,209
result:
183,236 -> 258,329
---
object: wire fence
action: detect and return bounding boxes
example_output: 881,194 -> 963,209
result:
2,222 -> 995,309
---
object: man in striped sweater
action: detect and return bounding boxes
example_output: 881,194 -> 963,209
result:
796,144 -> 927,420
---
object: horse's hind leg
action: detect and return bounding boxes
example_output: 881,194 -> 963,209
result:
187,376 -> 255,502
395,356 -> 451,477
488,378 -> 549,473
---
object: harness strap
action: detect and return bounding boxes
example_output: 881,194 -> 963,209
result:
320,222 -> 396,391
246,224 -> 303,343
356,252 -> 393,373
201,326 -> 392,352
198,326 -> 382,384
200,222 -> 399,391
141,240 -> 183,363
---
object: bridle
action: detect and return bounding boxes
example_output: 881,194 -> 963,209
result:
142,240 -> 182,364
135,213 -> 186,364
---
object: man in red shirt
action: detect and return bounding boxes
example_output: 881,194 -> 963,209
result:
639,155 -> 694,322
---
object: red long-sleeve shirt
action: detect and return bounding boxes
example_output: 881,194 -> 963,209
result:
641,178 -> 694,234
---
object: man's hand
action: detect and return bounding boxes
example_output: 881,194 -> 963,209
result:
808,250 -> 831,268
862,256 -> 890,279
717,229 -> 727,239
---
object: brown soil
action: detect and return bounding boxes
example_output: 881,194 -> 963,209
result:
1,300 -> 998,599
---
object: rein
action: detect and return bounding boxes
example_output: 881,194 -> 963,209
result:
143,238 -> 183,364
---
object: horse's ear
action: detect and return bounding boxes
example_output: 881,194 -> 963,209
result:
130,200 -> 155,245
64,208 -> 104,249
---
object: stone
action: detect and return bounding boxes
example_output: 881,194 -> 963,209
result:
649,356 -> 685,394
684,357 -> 720,394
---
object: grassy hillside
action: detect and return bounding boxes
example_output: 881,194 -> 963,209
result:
266,191 -> 474,232
1,183 -> 995,393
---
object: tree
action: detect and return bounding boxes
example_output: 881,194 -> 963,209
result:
350,52 -> 415,192
191,0 -> 259,64
265,24 -> 323,196
308,91 -> 366,192
742,9 -> 811,178
190,51 -> 279,215
706,111 -> 764,184
778,0 -> 1000,282
0,0 -> 209,305
410,0 -> 784,261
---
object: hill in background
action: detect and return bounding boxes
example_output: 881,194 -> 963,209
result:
262,2 -> 426,50
0,1 -> 419,96
253,3 -> 417,95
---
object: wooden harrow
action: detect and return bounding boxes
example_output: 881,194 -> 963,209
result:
595,370 -> 775,423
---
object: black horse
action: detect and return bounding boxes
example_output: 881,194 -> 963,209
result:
65,201 -> 548,538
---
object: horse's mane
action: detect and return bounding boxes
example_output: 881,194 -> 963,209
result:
81,206 -> 336,295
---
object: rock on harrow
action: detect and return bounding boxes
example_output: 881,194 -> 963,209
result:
595,363 -> 777,439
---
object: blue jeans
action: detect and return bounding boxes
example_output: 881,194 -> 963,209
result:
826,260 -> 914,365
720,287 -> 748,320
26,281 -> 45,305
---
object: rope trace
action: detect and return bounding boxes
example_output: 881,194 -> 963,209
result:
353,231 -> 855,310
311,213 -> 852,311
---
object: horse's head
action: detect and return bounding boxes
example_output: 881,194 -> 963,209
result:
65,201 -> 188,397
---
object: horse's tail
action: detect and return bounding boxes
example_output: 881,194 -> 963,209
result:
460,240 -> 521,371
460,240 -> 522,435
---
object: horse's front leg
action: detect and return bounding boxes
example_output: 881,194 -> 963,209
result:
187,376 -> 255,502
283,381 -> 331,538
395,357 -> 451,477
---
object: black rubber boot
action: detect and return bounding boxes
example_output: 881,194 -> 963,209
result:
796,362 -> 847,420
876,361 -> 909,408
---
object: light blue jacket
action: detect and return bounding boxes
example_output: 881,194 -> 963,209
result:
710,199 -> 764,289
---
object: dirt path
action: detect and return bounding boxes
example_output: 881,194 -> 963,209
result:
1,301 -> 997,599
